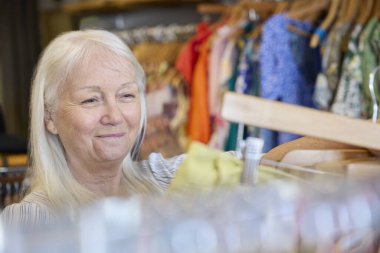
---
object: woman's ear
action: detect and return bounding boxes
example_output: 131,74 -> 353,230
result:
44,107 -> 58,135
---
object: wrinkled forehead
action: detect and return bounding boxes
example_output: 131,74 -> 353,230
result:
63,46 -> 137,89
75,46 -> 135,77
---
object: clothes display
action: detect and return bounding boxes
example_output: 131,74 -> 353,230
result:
2,0 -> 380,252
260,14 -> 321,151
174,0 -> 380,153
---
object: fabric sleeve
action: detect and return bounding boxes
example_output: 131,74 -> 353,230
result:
1,202 -> 55,227
143,153 -> 186,191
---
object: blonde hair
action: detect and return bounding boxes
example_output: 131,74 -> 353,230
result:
29,29 -> 161,211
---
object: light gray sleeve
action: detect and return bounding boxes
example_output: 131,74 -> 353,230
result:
142,153 -> 186,191
1,202 -> 55,226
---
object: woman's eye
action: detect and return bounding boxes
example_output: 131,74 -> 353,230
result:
120,93 -> 136,101
81,98 -> 98,104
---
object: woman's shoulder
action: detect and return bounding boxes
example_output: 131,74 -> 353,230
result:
1,191 -> 56,226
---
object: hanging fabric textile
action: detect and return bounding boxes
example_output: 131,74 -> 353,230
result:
359,18 -> 380,118
259,14 -> 321,152
313,22 -> 352,110
176,22 -> 214,144
331,24 -> 364,118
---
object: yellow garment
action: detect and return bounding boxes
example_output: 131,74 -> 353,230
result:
169,142 -> 305,192
169,142 -> 242,192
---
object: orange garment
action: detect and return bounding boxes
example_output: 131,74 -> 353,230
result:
175,22 -> 211,85
188,37 -> 212,143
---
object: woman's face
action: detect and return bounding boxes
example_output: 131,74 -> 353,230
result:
45,49 -> 141,167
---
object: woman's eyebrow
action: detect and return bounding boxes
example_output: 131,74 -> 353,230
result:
120,81 -> 138,88
78,86 -> 101,91
77,81 -> 137,91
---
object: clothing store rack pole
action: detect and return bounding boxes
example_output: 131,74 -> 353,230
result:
197,1 -> 278,15
221,92 -> 380,151
196,3 -> 229,14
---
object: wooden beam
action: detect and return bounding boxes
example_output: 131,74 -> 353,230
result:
196,3 -> 230,14
62,0 -> 202,14
221,92 -> 380,151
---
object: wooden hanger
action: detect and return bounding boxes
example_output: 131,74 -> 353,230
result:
310,0 -> 342,48
286,0 -> 330,38
281,149 -> 371,167
288,0 -> 311,13
226,2 -> 248,26
273,1 -> 290,14
221,92 -> 380,151
356,0 -> 374,25
336,0 -> 360,25
243,1 -> 279,40
196,3 -> 229,15
244,0 -> 278,17
247,23 -> 263,40
262,136 -> 360,162
375,0 -> 380,19
288,0 -> 330,23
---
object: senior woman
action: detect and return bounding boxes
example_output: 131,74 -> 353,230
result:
1,29 -> 185,225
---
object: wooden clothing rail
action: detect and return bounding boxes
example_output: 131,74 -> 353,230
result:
197,2 -> 278,15
63,0 -> 205,14
221,92 -> 380,151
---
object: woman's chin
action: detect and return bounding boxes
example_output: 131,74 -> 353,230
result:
96,150 -> 129,163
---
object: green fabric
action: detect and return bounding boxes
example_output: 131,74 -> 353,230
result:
224,42 -> 241,151
359,19 -> 379,117
331,24 -> 363,118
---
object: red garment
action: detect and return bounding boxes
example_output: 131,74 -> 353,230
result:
175,22 -> 211,85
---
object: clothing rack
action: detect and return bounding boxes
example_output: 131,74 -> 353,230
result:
113,24 -> 196,45
63,0 -> 207,14
196,2 -> 278,15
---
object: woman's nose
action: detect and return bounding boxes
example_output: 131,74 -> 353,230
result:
101,101 -> 123,125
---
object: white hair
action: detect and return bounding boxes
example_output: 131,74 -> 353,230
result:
29,29 -> 161,211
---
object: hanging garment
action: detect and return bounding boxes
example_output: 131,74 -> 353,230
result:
169,142 -> 242,192
223,41 -> 240,151
187,36 -> 212,143
208,25 -> 235,118
208,25 -> 236,150
175,22 -> 212,85
228,37 -> 261,150
331,24 -> 363,118
235,38 -> 259,95
313,23 -> 352,110
359,19 -> 380,118
169,142 -> 304,192
259,14 -> 321,152
209,29 -> 241,150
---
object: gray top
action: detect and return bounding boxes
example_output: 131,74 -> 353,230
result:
1,153 -> 185,226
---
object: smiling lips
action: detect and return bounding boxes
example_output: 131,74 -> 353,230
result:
96,133 -> 126,138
